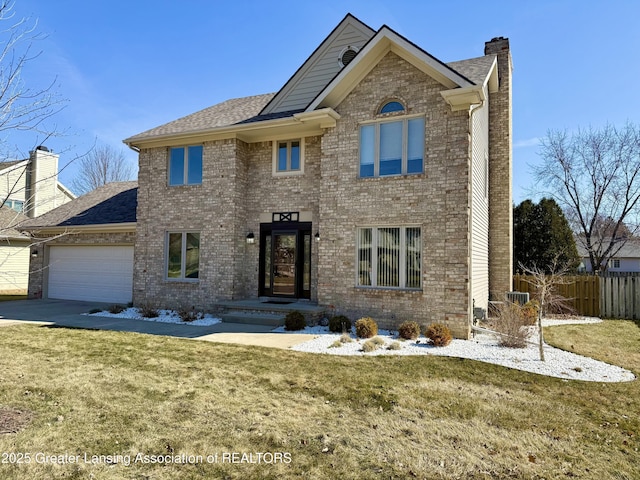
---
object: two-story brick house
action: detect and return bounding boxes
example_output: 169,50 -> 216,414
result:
123,14 -> 512,338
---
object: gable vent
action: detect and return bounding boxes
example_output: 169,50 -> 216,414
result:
339,46 -> 358,67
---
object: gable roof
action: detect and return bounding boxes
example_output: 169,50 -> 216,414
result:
0,206 -> 29,240
260,14 -> 375,115
306,25 -> 475,111
124,14 -> 498,147
20,181 -> 137,232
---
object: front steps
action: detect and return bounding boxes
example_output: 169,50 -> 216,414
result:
217,299 -> 325,327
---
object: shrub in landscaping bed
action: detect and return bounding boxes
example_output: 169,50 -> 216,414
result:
285,311 -> 306,331
493,302 -> 531,348
361,336 -> 385,352
328,315 -> 351,333
398,321 -> 421,340
138,304 -> 159,318
387,341 -> 402,351
424,323 -> 452,347
108,304 -> 126,314
521,300 -> 539,325
355,317 -> 378,338
178,307 -> 203,322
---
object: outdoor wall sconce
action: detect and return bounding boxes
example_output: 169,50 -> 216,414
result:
31,249 -> 39,258
246,232 -> 255,244
314,232 -> 320,242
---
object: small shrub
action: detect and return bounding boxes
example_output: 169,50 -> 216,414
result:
493,302 -> 531,348
328,315 -> 351,333
108,304 -> 125,314
362,336 -> 385,352
521,300 -> 539,325
88,308 -> 102,314
339,333 -> 354,344
138,304 -> 159,318
355,317 -> 378,338
424,323 -> 452,347
387,341 -> 402,351
328,340 -> 342,349
178,307 -> 203,322
398,321 -> 421,340
284,311 -> 306,331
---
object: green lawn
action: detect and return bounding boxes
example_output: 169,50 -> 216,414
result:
0,320 -> 637,479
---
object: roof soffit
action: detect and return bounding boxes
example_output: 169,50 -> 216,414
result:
307,26 -> 476,111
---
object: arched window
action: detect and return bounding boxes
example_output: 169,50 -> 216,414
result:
379,101 -> 405,114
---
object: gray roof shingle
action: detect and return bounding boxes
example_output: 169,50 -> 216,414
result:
124,56 -> 496,145
447,55 -> 496,85
0,206 -> 29,239
20,181 -> 137,230
125,93 -> 275,144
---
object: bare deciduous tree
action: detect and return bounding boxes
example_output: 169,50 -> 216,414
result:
534,123 -> 640,273
519,259 -> 573,361
70,144 -> 134,195
0,1 -> 65,158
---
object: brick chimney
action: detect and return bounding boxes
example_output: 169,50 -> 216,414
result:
485,37 -> 513,299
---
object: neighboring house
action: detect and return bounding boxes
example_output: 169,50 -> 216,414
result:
577,238 -> 640,273
0,147 -> 75,294
27,14 -> 513,338
21,181 -> 137,303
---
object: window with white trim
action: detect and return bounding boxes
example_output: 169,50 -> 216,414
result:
610,258 -> 621,269
169,145 -> 203,186
2,199 -> 24,212
356,226 -> 421,289
166,231 -> 200,280
273,139 -> 304,175
359,117 -> 425,177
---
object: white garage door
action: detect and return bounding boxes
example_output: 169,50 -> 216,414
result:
48,245 -> 134,303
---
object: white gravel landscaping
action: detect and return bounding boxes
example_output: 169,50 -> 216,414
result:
275,317 -> 636,383
86,308 -> 222,327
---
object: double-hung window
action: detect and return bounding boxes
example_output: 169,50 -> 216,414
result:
169,145 -> 203,186
166,231 -> 200,280
360,117 -> 425,177
356,226 -> 421,289
273,139 -> 303,175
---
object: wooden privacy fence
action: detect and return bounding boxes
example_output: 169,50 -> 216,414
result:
513,273 -> 640,319
600,275 -> 640,319
512,274 -> 600,318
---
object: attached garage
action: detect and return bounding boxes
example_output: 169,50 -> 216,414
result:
47,245 -> 134,303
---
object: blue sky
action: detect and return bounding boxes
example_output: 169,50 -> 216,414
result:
11,0 -> 640,201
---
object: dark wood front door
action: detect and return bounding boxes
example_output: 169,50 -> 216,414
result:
259,223 -> 311,299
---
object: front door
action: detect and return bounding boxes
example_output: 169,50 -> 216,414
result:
259,223 -> 311,299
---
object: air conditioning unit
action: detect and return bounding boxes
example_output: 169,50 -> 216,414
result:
506,291 -> 529,305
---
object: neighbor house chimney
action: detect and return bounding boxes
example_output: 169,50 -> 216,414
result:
485,37 -> 513,299
25,146 -> 59,218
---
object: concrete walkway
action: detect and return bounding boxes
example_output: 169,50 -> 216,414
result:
0,299 -> 317,349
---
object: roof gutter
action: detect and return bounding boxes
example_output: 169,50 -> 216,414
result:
123,108 -> 340,149
20,222 -> 137,235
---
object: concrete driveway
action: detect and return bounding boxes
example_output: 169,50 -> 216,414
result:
0,299 -> 316,349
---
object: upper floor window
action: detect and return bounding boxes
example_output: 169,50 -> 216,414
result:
379,101 -> 405,114
3,199 -> 24,212
273,139 -> 304,175
359,117 -> 425,177
169,145 -> 203,186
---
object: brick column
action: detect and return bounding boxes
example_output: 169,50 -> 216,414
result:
485,37 -> 513,299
